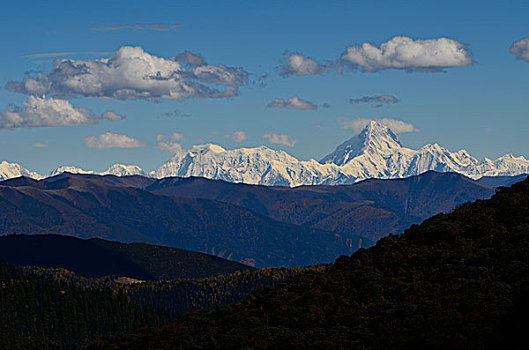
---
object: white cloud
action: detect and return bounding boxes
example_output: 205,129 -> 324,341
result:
8,46 -> 249,101
175,51 -> 205,66
84,132 -> 146,149
0,96 -> 98,129
157,140 -> 185,154
340,117 -> 419,134
101,111 -> 125,120
267,96 -> 317,110
34,143 -> 48,148
170,132 -> 185,141
0,96 -> 123,130
224,130 -> 248,142
341,36 -> 473,72
280,53 -> 331,76
510,38 -> 529,62
156,133 -> 166,142
263,132 -> 298,147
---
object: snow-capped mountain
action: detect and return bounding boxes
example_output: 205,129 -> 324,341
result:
0,161 -> 43,181
2,121 -> 529,185
154,121 -> 529,186
48,166 -> 95,177
103,164 -> 146,176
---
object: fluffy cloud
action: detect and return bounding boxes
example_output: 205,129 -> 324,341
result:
224,130 -> 248,142
101,111 -> 125,120
157,140 -> 185,154
175,51 -> 205,66
0,96 -> 123,130
263,132 -> 298,147
8,46 -> 249,101
267,96 -> 317,110
350,95 -> 400,106
92,23 -> 181,32
341,36 -> 472,72
280,53 -> 328,76
0,96 -> 95,129
340,117 -> 418,134
510,38 -> 529,62
84,132 -> 146,149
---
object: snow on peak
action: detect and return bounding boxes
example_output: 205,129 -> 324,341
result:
103,164 -> 145,176
48,166 -> 94,177
0,161 -> 43,181
321,121 -> 402,165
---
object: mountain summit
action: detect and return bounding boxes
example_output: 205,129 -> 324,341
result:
2,122 -> 529,185
321,121 -> 402,165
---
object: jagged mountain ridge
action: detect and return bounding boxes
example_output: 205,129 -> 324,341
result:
2,121 -> 529,185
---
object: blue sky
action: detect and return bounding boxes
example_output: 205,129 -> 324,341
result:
0,0 -> 528,174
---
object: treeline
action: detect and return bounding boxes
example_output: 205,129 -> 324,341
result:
89,178 -> 529,349
0,263 -> 162,350
0,262 -> 322,348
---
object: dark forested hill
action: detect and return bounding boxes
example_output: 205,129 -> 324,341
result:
0,234 -> 253,280
91,176 -> 529,349
0,176 -> 368,267
146,171 -> 495,241
0,263 -> 162,350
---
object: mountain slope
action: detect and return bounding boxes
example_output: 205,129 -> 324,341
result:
0,161 -> 42,181
0,175 -> 368,267
91,176 -> 529,349
0,234 -> 253,280
146,171 -> 495,241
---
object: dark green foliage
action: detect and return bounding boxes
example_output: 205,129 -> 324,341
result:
91,177 -> 529,349
0,234 -> 253,280
0,263 -> 162,350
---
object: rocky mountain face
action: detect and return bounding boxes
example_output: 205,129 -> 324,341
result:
2,121 -> 529,185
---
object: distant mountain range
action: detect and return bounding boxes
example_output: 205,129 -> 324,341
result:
0,171 -> 502,267
0,234 -> 253,280
2,121 -> 529,186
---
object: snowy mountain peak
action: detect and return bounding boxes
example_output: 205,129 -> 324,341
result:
321,121 -> 402,165
0,161 -> 43,181
48,166 -> 94,177
103,164 -> 145,176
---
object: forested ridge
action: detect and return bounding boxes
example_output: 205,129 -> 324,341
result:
89,178 -> 529,349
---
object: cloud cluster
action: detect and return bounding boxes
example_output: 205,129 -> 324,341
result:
224,130 -> 248,142
84,132 -> 146,149
350,95 -> 400,107
341,36 -> 473,72
0,96 -> 121,130
510,38 -> 529,62
92,23 -> 182,32
340,117 -> 418,134
263,132 -> 297,147
175,51 -> 206,66
8,46 -> 249,101
280,54 -> 327,76
267,96 -> 317,110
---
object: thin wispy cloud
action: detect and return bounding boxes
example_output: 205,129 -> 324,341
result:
34,143 -> 48,148
92,23 -> 182,32
25,51 -> 114,59
350,95 -> 400,107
